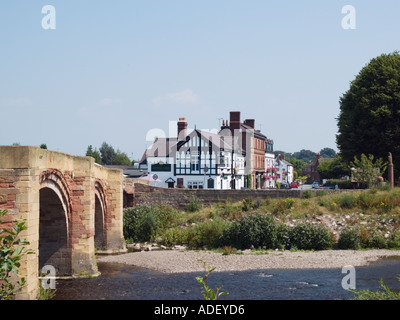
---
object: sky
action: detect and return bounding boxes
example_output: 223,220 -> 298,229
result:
1,1 -> 400,161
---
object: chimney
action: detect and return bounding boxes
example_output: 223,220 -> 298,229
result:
177,117 -> 187,141
244,119 -> 255,129
230,111 -> 241,130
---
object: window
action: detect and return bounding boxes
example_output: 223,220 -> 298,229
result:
191,151 -> 199,171
187,181 -> 203,189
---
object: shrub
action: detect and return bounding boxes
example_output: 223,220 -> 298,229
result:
186,196 -> 201,212
160,227 -> 189,246
316,190 -> 327,197
289,223 -> 334,250
369,234 -> 387,249
242,198 -> 254,212
1,209 -> 34,300
357,192 -> 377,210
220,213 -> 277,250
276,224 -> 292,250
337,194 -> 357,209
123,205 -> 172,242
187,217 -> 227,249
387,232 -> 400,249
338,228 -> 362,250
301,190 -> 313,199
272,198 -> 295,216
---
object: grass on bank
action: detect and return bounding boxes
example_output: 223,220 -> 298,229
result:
123,186 -> 400,251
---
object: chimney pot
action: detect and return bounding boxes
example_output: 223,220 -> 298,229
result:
177,117 -> 188,140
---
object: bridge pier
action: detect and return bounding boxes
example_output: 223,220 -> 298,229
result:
0,146 -> 126,299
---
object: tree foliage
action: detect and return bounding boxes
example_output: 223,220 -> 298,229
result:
86,142 -> 132,166
318,156 -> 350,180
320,147 -> 337,159
336,52 -> 400,177
86,145 -> 103,164
350,154 -> 387,188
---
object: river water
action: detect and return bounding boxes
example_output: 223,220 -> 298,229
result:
52,257 -> 400,300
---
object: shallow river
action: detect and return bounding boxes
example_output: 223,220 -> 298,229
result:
51,256 -> 400,300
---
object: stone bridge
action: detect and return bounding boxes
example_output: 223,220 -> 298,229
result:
0,146 -> 126,299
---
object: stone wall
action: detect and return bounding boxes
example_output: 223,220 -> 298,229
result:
132,184 -> 353,209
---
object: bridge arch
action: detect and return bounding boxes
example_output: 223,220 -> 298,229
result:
39,170 -> 72,276
94,181 -> 107,250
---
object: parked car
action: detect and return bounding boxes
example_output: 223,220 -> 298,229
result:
280,183 -> 290,189
312,182 -> 320,189
290,181 -> 299,188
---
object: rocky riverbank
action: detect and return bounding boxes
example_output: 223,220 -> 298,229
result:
98,249 -> 400,273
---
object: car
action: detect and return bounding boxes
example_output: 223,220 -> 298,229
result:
312,182 -> 320,189
280,183 -> 290,189
290,181 -> 299,188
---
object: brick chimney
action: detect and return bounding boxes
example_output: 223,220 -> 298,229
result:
244,119 -> 255,129
177,117 -> 187,141
230,111 -> 241,130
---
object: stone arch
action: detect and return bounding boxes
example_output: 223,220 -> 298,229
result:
39,169 -> 72,276
94,180 -> 107,250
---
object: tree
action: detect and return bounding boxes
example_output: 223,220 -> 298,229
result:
113,150 -> 132,166
86,145 -> 102,164
319,147 -> 336,159
337,52 -> 400,178
39,144 -> 47,150
350,154 -> 387,188
318,156 -> 350,180
99,142 -> 115,165
285,157 -> 307,173
291,149 -> 316,163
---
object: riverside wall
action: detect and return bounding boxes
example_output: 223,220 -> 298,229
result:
132,184 -> 354,209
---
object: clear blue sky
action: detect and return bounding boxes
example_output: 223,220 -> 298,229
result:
1,1 -> 400,160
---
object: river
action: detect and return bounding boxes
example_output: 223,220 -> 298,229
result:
51,257 -> 400,300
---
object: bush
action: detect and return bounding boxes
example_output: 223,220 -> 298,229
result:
1,209 -> 33,300
289,223 -> 334,250
186,196 -> 201,212
357,192 -> 377,210
337,194 -> 357,209
123,205 -> 172,242
369,234 -> 387,249
160,227 -> 189,246
242,198 -> 254,212
276,224 -> 292,250
387,232 -> 400,249
220,213 -> 277,250
338,228 -> 362,250
187,217 -> 227,249
301,190 -> 313,199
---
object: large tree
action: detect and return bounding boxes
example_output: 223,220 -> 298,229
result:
336,52 -> 400,178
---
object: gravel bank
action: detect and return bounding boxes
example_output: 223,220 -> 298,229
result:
98,249 -> 400,273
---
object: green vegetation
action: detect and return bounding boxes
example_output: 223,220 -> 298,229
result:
351,277 -> 400,300
195,259 -> 229,300
0,209 -> 34,300
86,142 -> 133,166
337,52 -> 400,178
123,187 -> 400,251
